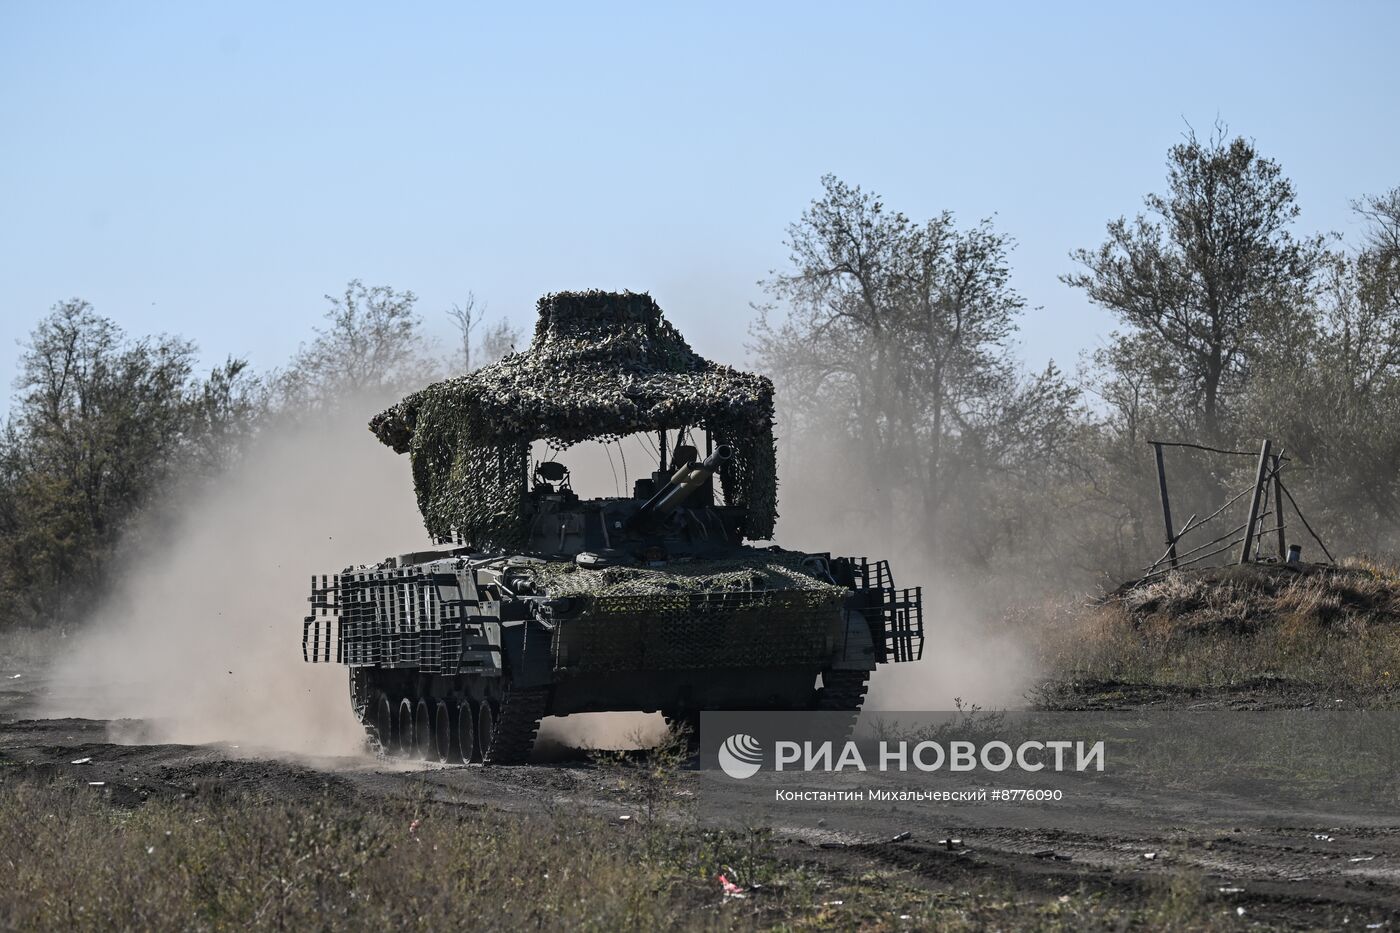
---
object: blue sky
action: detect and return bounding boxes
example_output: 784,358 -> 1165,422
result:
2,2 -> 1397,396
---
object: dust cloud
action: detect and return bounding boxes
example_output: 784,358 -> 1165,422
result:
41,425 -> 673,758
774,496 -> 1040,713
536,711 -> 669,752
41,400 -> 426,757
39,411 -> 1033,761
858,574 -> 1039,711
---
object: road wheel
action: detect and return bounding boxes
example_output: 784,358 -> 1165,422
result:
413,700 -> 432,760
477,701 -> 497,764
396,698 -> 415,757
374,694 -> 394,750
457,701 -> 478,764
433,700 -> 453,763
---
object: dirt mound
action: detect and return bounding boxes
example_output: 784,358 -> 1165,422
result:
1110,559 -> 1400,637
1038,558 -> 1400,707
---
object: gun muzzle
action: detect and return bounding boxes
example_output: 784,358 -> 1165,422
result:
628,445 -> 732,527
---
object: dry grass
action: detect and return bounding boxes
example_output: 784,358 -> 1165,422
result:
0,625 -> 65,674
0,775 -> 783,932
1038,558 -> 1400,701
0,772 -> 1258,933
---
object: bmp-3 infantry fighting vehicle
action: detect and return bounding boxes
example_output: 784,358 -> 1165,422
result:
302,291 -> 923,763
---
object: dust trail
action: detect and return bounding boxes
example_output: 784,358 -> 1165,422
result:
535,712 -> 669,752
34,380 -> 1032,760
857,570 -> 1038,711
41,400 -> 426,757
776,504 -> 1038,712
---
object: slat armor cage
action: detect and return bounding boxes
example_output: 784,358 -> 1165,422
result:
302,557 -> 924,673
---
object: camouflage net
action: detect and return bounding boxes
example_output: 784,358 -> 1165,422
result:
523,552 -> 846,601
538,554 -> 847,672
370,291 -> 778,547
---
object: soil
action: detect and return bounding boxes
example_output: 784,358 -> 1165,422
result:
2,671 -> 1398,931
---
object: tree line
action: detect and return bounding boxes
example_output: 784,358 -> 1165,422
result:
754,124 -> 1400,590
0,284 -> 517,629
3,123 -> 1397,627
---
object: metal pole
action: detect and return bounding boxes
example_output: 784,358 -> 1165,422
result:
1271,454 -> 1286,560
1277,479 -> 1336,564
1239,439 -> 1272,565
1153,442 -> 1178,569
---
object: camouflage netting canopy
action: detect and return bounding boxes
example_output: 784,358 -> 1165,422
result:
370,290 -> 778,547
524,552 -> 844,601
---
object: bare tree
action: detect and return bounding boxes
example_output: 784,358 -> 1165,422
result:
477,317 -> 520,366
445,293 -> 521,372
445,292 -> 484,373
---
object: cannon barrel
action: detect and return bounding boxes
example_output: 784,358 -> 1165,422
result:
627,445 -> 733,528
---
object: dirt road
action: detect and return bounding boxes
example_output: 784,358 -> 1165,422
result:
3,659 -> 1399,931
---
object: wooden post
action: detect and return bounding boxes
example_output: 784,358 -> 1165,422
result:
1271,454 -> 1286,560
658,430 -> 667,472
1239,439 -> 1272,564
1153,442 -> 1177,568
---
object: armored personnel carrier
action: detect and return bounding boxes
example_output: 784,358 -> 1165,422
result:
302,291 -> 922,763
